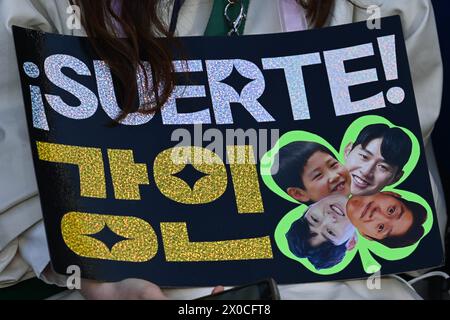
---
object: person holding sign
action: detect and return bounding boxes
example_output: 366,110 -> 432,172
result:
0,0 -> 446,300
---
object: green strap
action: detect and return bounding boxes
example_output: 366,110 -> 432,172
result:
204,0 -> 250,36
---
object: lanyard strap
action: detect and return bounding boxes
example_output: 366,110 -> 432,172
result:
168,0 -> 307,36
204,0 -> 250,36
169,0 -> 186,34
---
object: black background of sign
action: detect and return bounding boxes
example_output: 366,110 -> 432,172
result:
13,16 -> 443,286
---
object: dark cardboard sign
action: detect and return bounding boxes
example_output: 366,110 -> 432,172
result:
13,16 -> 443,286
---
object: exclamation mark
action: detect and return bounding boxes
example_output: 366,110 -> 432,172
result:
377,35 -> 405,105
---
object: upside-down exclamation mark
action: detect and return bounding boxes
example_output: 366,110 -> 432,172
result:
23,62 -> 49,131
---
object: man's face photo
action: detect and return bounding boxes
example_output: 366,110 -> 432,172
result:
346,192 -> 414,241
304,194 -> 355,247
345,138 -> 400,196
343,124 -> 412,196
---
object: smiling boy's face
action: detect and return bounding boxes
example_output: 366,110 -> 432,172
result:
345,138 -> 400,196
288,151 -> 351,203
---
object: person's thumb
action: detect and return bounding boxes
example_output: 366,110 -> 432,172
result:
211,286 -> 225,295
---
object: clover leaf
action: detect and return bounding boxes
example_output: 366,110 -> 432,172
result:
261,115 -> 433,275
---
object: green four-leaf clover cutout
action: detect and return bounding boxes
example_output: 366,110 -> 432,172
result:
260,115 -> 433,275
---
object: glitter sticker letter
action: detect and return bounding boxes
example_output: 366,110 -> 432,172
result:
262,53 -> 322,121
108,149 -> 150,200
153,146 -> 227,204
227,145 -> 264,214
161,223 -> 273,262
44,54 -> 98,120
62,212 -> 157,262
94,60 -> 155,125
161,60 -> 212,125
37,142 -> 106,198
206,59 -> 275,124
324,43 -> 385,116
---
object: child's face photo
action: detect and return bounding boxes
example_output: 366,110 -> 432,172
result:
288,151 -> 351,203
345,138 -> 399,196
304,194 -> 355,246
346,192 -> 414,241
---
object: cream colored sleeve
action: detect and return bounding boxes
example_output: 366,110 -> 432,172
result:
0,0 -> 71,288
394,0 -> 442,143
357,0 -> 444,142
379,0 -> 447,241
353,0 -> 447,243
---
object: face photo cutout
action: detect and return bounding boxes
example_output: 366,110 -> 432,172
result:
263,116 -> 433,275
344,124 -> 412,196
285,194 -> 357,270
271,141 -> 351,204
347,191 -> 426,248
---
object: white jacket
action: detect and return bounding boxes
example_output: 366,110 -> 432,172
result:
0,0 -> 446,299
